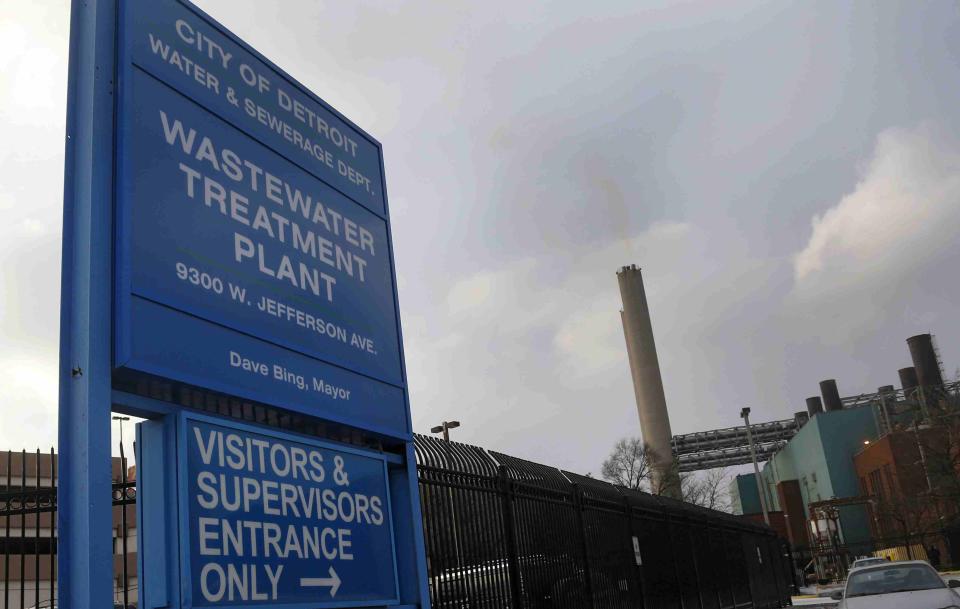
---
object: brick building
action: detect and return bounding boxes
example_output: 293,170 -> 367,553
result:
854,426 -> 960,564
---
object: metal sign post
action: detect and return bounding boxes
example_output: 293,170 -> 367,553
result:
58,1 -> 118,607
59,1 -> 429,607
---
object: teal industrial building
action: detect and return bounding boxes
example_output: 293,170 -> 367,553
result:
730,406 -> 880,563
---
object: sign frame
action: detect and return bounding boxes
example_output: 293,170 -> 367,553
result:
58,1 -> 431,608
173,411 -> 401,609
112,0 -> 411,439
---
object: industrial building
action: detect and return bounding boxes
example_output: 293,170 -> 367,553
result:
615,265 -> 959,581
854,424 -> 960,562
727,333 -> 960,579
730,406 -> 878,558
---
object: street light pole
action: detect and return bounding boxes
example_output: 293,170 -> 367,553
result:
431,420 -> 463,570
741,407 -> 771,526
112,415 -> 130,450
111,414 -> 131,606
430,420 -> 460,443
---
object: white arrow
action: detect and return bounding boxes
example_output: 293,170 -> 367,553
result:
300,566 -> 341,597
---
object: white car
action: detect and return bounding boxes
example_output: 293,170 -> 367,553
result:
831,560 -> 960,608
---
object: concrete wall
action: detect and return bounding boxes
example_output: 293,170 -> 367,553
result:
729,473 -> 762,516
760,413 -> 827,511
818,408 -> 878,498
758,407 -> 879,546
761,408 -> 878,513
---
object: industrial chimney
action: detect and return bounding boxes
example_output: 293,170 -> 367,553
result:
820,379 -> 843,412
617,265 -> 681,498
806,396 -> 824,417
898,367 -> 919,392
907,334 -> 944,389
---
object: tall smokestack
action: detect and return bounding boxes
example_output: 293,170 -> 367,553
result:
617,265 -> 680,498
806,396 -> 824,417
907,334 -> 944,389
899,367 -> 919,392
820,379 -> 842,412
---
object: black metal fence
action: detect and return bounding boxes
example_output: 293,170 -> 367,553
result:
415,435 -> 793,609
0,450 -> 58,609
0,437 -> 792,609
804,530 -> 960,584
0,449 -> 136,609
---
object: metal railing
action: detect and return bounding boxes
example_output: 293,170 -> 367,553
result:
805,530 -> 958,583
0,449 -> 136,609
672,420 -> 800,456
416,435 -> 793,609
1,450 -> 57,609
673,381 -> 960,471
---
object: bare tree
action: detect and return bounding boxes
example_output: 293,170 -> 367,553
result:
601,437 -> 654,491
682,468 -> 732,512
880,493 -> 941,545
601,437 -> 729,510
866,413 -> 960,555
914,419 -> 960,527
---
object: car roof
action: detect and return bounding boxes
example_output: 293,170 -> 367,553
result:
848,559 -> 932,574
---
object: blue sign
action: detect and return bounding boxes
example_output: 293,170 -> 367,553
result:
114,0 -> 409,437
60,1 -> 430,608
179,416 -> 398,607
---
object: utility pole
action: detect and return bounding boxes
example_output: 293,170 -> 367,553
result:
431,421 -> 463,569
741,407 -> 771,526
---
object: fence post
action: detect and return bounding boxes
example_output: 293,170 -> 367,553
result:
742,535 -> 756,609
4,451 -> 10,609
571,485 -> 596,609
667,519 -> 687,609
623,496 -> 645,606
786,539 -> 797,597
687,526 -> 705,609
497,466 -> 524,609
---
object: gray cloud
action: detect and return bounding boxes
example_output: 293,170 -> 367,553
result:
794,124 -> 960,285
2,1 -> 959,475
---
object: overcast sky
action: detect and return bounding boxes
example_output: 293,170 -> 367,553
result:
2,1 -> 959,475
